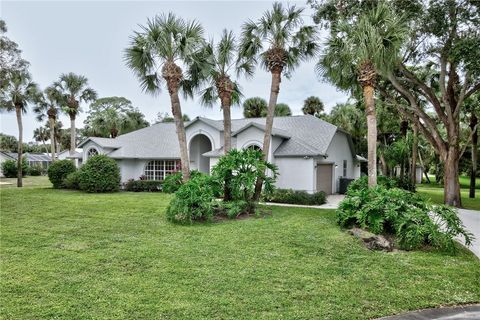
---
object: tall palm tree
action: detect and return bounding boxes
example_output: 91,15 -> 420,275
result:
275,103 -> 291,116
243,97 -> 267,118
302,96 -> 324,116
33,85 -> 61,160
317,1 -> 407,187
0,70 -> 39,187
54,73 -> 97,155
125,13 -> 206,182
239,2 -> 319,200
195,29 -> 249,153
33,125 -> 50,154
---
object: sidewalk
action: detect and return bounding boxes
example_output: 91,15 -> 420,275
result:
377,304 -> 480,319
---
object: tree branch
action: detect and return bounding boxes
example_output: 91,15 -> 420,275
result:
454,70 -> 471,119
459,123 -> 478,159
465,82 -> 480,100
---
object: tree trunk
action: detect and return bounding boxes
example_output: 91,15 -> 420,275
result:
49,117 -> 56,161
15,105 -> 23,187
411,122 -> 418,185
169,87 -> 190,182
444,147 -> 462,207
253,70 -> 282,201
69,114 -> 76,155
470,113 -> 477,198
362,85 -> 377,187
221,97 -> 232,201
380,153 -> 388,176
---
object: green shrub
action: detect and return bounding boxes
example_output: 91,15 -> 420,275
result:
218,200 -> 250,219
265,189 -> 326,205
212,148 -> 278,206
47,160 -> 76,188
337,185 -> 473,253
78,155 -> 120,193
124,179 -> 162,192
162,170 -> 202,193
29,164 -> 43,176
347,176 -> 398,192
1,158 -> 29,178
395,175 -> 416,192
166,174 -> 221,224
63,171 -> 81,190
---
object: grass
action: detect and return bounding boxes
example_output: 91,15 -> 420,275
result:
0,176 -> 51,188
417,175 -> 480,211
1,184 -> 479,319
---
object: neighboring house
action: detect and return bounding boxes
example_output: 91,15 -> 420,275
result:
394,164 -> 424,184
0,151 -> 52,176
0,151 -> 16,177
78,115 -> 366,194
57,149 -> 83,167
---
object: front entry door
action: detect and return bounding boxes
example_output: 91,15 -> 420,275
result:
316,164 -> 333,195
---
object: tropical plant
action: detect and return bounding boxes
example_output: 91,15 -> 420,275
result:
317,1 -> 407,188
33,85 -> 62,160
33,126 -> 49,153
238,2 -> 319,200
243,97 -> 267,118
53,73 -> 97,154
0,70 -> 40,187
84,97 -> 148,138
155,112 -> 190,123
0,20 -> 28,87
125,13 -> 206,182
265,189 -> 326,205
275,103 -> 291,116
0,133 -> 17,151
302,96 -> 324,116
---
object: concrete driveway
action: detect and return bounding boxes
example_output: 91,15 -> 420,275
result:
458,209 -> 480,258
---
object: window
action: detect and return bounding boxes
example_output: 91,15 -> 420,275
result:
343,160 -> 347,177
87,148 -> 99,158
144,160 -> 180,181
246,144 -> 262,151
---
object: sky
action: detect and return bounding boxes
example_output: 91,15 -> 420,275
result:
0,0 -> 348,141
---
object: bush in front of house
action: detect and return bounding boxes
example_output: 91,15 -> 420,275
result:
337,185 -> 473,253
124,179 -> 163,192
265,189 -> 326,205
1,158 -> 29,178
47,160 -> 76,188
28,164 -> 43,176
162,170 -> 203,193
63,171 -> 81,190
78,155 -> 120,193
166,174 -> 221,224
348,175 -> 416,193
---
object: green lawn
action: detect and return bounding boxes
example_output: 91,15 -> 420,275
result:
1,186 -> 479,319
417,175 -> 480,211
0,176 -> 51,188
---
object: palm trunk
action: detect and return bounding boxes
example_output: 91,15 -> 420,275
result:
362,85 -> 377,187
253,70 -> 281,201
444,146 -> 461,207
470,113 -> 477,198
15,105 -> 23,187
49,117 -> 56,161
69,114 -> 76,155
169,87 -> 190,182
411,122 -> 418,185
222,98 -> 232,201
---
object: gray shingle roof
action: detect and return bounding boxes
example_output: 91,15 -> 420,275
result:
78,137 -> 122,148
81,115 -> 344,159
2,152 -> 52,162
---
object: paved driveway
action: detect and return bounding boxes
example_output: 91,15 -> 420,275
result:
458,209 -> 480,258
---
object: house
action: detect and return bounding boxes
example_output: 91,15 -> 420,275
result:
78,115 -> 366,194
0,151 -> 15,177
0,151 -> 52,176
57,149 -> 83,167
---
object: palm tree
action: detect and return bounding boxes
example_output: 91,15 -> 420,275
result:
275,103 -> 291,116
243,97 -> 267,118
239,2 -> 319,200
33,126 -> 50,154
0,70 -> 39,187
195,29 -> 249,153
317,2 -> 407,187
54,73 -> 97,155
33,85 -> 61,160
125,13 -> 206,182
302,96 -> 324,116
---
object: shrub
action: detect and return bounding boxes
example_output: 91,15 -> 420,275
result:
166,174 -> 221,224
124,179 -> 162,192
347,176 -> 398,192
218,200 -> 250,219
63,171 -> 81,190
78,155 -> 120,193
47,160 -> 76,188
265,189 -> 326,205
1,158 -> 29,178
337,185 -> 473,253
29,164 -> 43,176
212,148 -> 278,207
395,175 -> 416,192
162,170 -> 202,193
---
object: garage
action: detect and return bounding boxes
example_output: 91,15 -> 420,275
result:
316,163 -> 333,195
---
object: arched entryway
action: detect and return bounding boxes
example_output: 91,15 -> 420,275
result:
189,134 -> 213,174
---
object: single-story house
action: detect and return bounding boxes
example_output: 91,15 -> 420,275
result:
57,149 -> 83,167
0,151 -> 52,176
78,115 -> 365,194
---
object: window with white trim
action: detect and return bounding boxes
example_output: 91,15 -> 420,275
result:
87,148 -> 99,158
144,160 -> 180,181
343,160 -> 347,177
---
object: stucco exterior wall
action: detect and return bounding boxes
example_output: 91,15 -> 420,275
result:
275,157 -> 315,192
117,159 -> 148,182
185,121 -> 220,151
